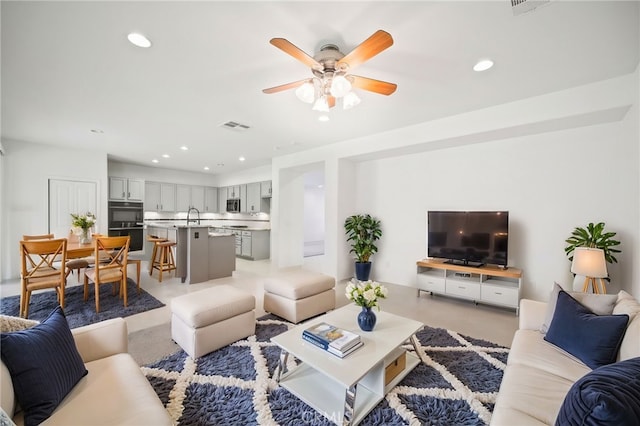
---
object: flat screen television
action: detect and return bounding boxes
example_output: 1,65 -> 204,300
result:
427,211 -> 509,267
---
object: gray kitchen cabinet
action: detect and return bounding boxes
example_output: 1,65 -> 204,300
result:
145,181 -> 176,212
190,186 -> 206,212
237,230 -> 270,260
239,184 -> 248,213
245,182 -> 261,213
260,180 -> 272,198
176,185 -> 191,212
109,177 -> 144,201
204,187 -> 218,212
227,185 -> 241,199
218,186 -> 228,213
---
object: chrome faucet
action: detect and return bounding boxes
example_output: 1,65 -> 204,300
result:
186,207 -> 200,225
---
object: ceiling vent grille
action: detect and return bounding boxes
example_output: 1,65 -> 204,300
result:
220,121 -> 250,131
511,0 -> 551,16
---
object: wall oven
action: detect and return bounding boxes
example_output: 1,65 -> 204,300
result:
108,201 -> 144,251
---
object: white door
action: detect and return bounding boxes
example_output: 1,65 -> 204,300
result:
49,179 -> 97,237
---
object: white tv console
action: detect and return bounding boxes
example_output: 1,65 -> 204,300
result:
416,258 -> 523,314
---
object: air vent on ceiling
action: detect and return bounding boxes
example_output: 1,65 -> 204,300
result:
511,0 -> 551,16
220,121 -> 250,131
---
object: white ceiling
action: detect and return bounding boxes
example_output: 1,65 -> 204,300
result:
2,1 -> 638,175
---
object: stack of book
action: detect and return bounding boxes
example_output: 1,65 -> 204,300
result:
302,322 -> 363,358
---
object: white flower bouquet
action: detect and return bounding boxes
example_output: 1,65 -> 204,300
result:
345,279 -> 389,310
71,212 -> 96,230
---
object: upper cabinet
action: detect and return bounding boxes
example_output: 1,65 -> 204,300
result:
145,181 -> 176,212
245,182 -> 261,213
204,187 -> 218,212
227,185 -> 241,199
109,177 -> 144,202
218,186 -> 228,213
260,181 -> 272,198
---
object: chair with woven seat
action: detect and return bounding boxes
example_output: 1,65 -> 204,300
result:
83,236 -> 130,313
147,235 -> 167,275
151,241 -> 177,283
19,238 -> 68,318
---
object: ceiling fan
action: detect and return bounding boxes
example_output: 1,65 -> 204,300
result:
263,30 -> 397,111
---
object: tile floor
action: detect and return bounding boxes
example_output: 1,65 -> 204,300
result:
1,258 -> 519,347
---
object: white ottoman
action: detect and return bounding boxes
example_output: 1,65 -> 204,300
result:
171,285 -> 256,359
263,270 -> 336,323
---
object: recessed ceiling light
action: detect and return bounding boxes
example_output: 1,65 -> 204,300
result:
162,154 -> 170,158
151,159 -> 159,163
318,115 -> 330,122
180,146 -> 189,151
127,33 -> 152,48
239,156 -> 245,162
203,166 -> 210,171
473,59 -> 494,72
90,129 -> 104,134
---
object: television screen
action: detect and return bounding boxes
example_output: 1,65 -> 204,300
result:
427,211 -> 509,267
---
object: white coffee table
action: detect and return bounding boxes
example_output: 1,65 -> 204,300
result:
271,304 -> 423,426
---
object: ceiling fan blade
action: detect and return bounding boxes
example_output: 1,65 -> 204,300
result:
350,75 -> 397,96
327,96 -> 336,108
270,38 -> 322,70
262,79 -> 309,94
336,30 -> 393,71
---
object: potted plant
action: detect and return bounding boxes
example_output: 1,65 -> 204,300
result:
564,222 -> 621,289
344,214 -> 382,281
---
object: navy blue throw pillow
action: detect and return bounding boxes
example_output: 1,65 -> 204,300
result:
556,357 -> 640,426
544,291 -> 628,370
0,306 -> 88,426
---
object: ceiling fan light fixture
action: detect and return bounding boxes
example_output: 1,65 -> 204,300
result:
312,96 -> 330,112
342,91 -> 361,110
330,74 -> 352,97
295,81 -> 315,103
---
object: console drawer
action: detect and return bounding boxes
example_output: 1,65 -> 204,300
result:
481,282 -> 518,307
417,273 -> 445,293
446,279 -> 480,299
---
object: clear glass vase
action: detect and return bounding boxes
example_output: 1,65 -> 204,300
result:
78,228 -> 91,244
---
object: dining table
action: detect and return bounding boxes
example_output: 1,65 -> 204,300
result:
64,239 -> 141,287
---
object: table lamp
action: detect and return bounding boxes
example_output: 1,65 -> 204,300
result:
571,247 -> 608,294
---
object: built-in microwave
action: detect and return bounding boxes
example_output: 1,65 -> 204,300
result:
226,199 -> 240,213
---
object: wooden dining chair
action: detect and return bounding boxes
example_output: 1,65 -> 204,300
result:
22,233 -> 54,240
19,238 -> 68,318
83,236 -> 130,313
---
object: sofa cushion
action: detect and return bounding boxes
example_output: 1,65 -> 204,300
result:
555,357 -> 640,426
541,283 -> 617,334
0,307 -> 88,426
507,329 -> 591,382
545,291 -> 628,369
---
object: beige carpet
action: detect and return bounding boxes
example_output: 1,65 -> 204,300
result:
128,322 -> 179,366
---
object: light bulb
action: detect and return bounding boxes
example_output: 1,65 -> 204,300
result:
330,74 -> 352,97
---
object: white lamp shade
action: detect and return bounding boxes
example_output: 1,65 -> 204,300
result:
295,81 -> 315,104
342,91 -> 361,110
312,96 -> 330,112
330,74 -> 352,97
571,247 -> 608,278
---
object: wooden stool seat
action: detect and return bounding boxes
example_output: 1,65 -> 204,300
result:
147,236 -> 168,275
151,241 -> 176,282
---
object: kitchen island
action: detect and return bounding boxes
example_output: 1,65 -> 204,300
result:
145,223 -> 235,284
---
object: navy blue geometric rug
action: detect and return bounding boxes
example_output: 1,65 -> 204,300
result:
143,315 -> 509,425
0,278 -> 165,329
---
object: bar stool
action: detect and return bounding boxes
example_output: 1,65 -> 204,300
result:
151,241 -> 177,282
147,236 -> 167,275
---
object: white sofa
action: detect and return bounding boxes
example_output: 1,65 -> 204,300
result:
1,318 -> 172,426
492,291 -> 640,425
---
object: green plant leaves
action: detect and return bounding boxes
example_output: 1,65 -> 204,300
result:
344,214 -> 382,263
564,222 -> 621,264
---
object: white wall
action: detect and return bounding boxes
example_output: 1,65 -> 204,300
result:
1,140 -> 109,279
109,161 -> 217,186
271,71 -> 639,301
356,118 -> 637,301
